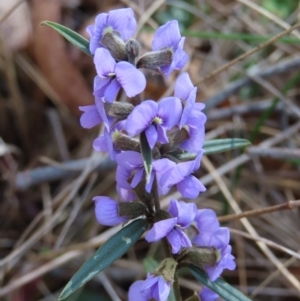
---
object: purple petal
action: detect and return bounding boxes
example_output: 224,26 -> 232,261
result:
160,161 -> 194,187
153,158 -> 176,174
168,200 -> 197,228
209,227 -> 230,250
115,62 -> 146,97
86,24 -> 94,38
116,185 -> 136,202
95,97 -> 112,130
174,72 -> 194,100
79,105 -> 102,129
155,277 -> 171,301
180,87 -> 197,128
172,38 -> 188,70
199,287 -> 219,301
195,209 -> 220,234
128,280 -> 150,301
104,78 -> 121,103
157,97 -> 182,129
88,13 -> 108,54
177,175 -> 206,198
194,102 -> 205,111
93,135 -> 108,152
152,20 -> 181,50
181,111 -> 207,152
94,48 -> 116,77
116,165 -> 132,189
145,124 -> 158,149
131,167 -> 144,188
193,150 -> 204,171
116,151 -> 143,169
93,76 -> 111,98
156,125 -> 168,145
145,217 -> 177,242
177,229 -> 192,248
166,228 -> 192,254
93,196 -> 128,226
126,100 -> 158,137
145,170 -> 155,193
106,8 -> 136,40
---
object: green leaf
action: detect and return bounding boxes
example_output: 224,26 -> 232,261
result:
59,219 -> 148,300
140,131 -> 152,182
190,266 -> 252,301
143,257 -> 159,273
40,21 -> 92,57
203,138 -> 251,155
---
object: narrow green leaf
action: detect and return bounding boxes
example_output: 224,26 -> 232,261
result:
59,219 -> 148,300
203,138 -> 251,155
175,152 -> 197,162
40,21 -> 92,57
190,266 -> 252,301
140,131 -> 152,181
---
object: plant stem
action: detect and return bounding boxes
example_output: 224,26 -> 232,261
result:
152,174 -> 160,211
173,272 -> 182,301
218,200 -> 300,222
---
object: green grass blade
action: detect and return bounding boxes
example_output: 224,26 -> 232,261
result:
41,21 -> 92,57
59,219 -> 148,300
203,138 -> 251,155
190,266 -> 252,301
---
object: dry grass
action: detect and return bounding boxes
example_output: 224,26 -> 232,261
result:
0,0 -> 300,300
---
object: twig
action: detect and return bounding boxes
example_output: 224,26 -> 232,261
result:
248,147 -> 300,160
203,56 -> 300,111
219,200 -> 300,222
229,228 -> 300,261
207,99 -> 284,120
15,158 -> 115,190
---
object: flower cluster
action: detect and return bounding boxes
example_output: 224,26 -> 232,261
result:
80,8 -> 235,301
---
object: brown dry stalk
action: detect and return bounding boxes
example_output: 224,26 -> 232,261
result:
219,200 -> 300,222
195,22 -> 300,85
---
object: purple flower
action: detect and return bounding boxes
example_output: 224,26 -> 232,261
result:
116,151 -> 175,193
93,122 -> 126,160
199,287 -> 219,301
126,97 -> 182,149
94,48 -> 146,102
87,8 -> 136,55
180,109 -> 207,153
93,196 -> 128,226
145,200 -> 197,254
152,20 -> 188,78
193,209 -> 220,244
174,72 -> 205,128
79,97 -> 111,130
160,151 -> 206,198
194,227 -> 236,281
128,275 -> 170,301
79,105 -> 102,129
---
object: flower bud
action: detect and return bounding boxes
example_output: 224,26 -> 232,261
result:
93,196 -> 129,226
177,247 -> 217,270
113,132 -> 140,152
160,127 -> 190,154
136,49 -> 173,72
125,38 -> 140,64
101,32 -> 127,61
104,102 -> 134,120
153,257 -> 178,283
185,293 -> 201,301
118,201 -> 147,219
